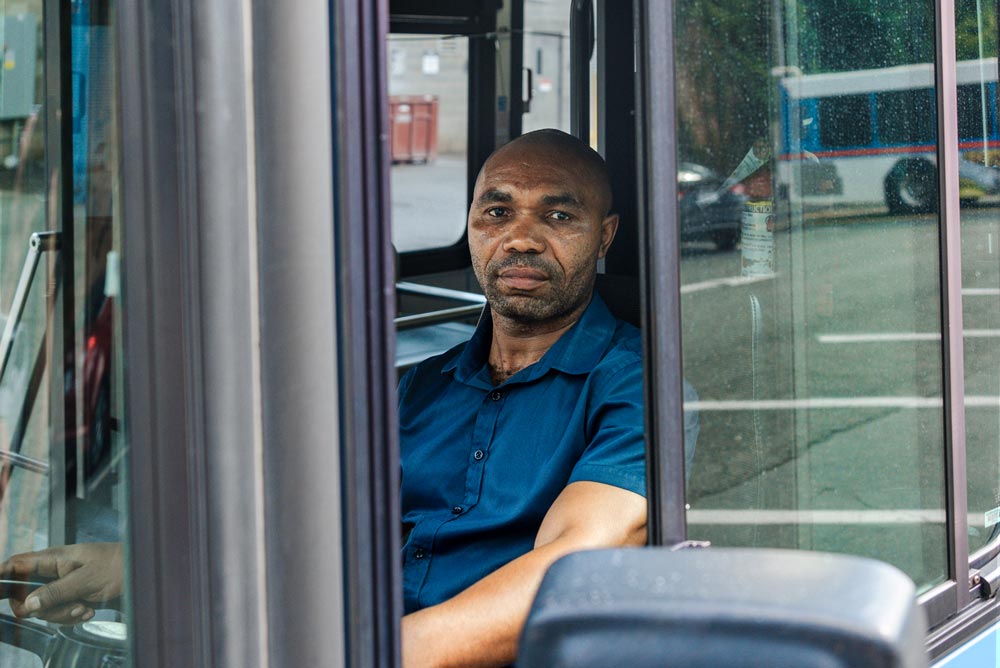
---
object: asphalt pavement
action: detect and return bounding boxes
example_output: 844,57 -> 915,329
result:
680,204 -> 1000,592
391,155 -> 468,253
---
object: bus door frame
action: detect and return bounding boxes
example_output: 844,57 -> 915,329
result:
631,0 -> 998,657
632,0 -> 689,548
389,0 -> 534,280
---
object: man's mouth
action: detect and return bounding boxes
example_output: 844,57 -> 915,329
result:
496,267 -> 548,291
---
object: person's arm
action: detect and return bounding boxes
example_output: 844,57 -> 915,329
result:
0,542 -> 123,624
402,480 -> 646,668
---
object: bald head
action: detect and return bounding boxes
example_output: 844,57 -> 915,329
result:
479,129 -> 614,216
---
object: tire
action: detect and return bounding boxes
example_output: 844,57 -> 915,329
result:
884,159 -> 938,214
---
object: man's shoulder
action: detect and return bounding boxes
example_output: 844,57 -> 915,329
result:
598,318 -> 642,372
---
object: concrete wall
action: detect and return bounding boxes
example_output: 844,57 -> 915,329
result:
387,0 -> 575,156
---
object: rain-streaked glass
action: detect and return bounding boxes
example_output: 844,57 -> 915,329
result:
677,0 -> 948,592
954,2 -> 1000,559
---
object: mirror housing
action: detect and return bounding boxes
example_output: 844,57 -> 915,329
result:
519,547 -> 927,668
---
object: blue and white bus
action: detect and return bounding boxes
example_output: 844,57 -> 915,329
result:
779,58 -> 1000,213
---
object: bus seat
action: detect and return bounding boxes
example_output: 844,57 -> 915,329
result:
520,548 -> 927,668
595,273 -> 641,327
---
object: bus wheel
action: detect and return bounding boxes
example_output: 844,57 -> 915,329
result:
884,159 -> 938,214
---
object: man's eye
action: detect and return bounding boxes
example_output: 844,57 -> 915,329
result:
486,207 -> 508,218
548,211 -> 572,221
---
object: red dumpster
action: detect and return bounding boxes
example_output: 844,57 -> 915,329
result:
389,95 -> 439,164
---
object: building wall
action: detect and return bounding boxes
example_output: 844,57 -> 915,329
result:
387,0 -> 574,156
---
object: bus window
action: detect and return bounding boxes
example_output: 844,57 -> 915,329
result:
388,34 -> 470,253
0,0 -> 133,664
817,95 -> 872,147
522,1 -> 570,134
521,0 -> 599,148
876,89 -> 936,145
956,83 -> 988,141
675,0 -> 949,595
955,4 -> 1000,562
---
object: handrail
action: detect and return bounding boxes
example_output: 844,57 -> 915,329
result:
395,304 -> 484,331
396,281 -> 486,305
0,232 -> 60,387
0,450 -> 47,475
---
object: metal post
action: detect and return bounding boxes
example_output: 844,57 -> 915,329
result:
0,231 -> 59,385
635,0 -> 688,547
935,0 -> 971,610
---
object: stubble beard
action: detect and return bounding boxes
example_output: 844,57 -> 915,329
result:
473,254 -> 594,325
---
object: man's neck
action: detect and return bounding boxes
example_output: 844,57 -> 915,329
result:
487,303 -> 587,386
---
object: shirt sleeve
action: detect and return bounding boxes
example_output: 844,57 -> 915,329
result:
567,355 -> 646,497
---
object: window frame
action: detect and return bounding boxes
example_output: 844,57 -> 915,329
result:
390,1 -> 498,278
636,0 -> 997,656
119,0 -> 353,666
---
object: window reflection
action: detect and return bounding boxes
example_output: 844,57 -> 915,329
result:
956,4 -> 1000,558
677,0 -> 949,592
0,0 -> 131,665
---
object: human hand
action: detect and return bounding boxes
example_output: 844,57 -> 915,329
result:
0,542 -> 123,624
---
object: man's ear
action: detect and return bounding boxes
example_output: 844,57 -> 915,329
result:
597,214 -> 620,259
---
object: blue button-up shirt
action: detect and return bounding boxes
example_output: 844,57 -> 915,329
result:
397,293 -> 645,613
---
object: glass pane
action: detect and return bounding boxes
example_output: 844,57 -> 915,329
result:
388,34 -> 469,253
523,1 -> 570,133
676,0 -> 948,592
523,0 -> 598,147
956,3 -> 1000,557
0,0 -> 131,664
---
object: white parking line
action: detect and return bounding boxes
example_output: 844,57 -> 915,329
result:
963,288 -> 1000,296
687,509 -> 946,525
680,274 -> 775,294
817,330 -> 1000,344
684,395 -> 1000,411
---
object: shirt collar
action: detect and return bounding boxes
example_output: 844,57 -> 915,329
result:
442,291 -> 619,387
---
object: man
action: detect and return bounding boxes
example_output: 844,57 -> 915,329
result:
398,128 -> 646,668
0,130 -> 648,667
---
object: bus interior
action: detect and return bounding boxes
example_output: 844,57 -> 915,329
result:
0,0 -> 998,665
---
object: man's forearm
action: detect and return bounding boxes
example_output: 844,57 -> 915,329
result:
402,481 -> 647,668
401,536 -> 585,668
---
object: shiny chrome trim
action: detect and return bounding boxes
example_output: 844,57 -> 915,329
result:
396,282 -> 486,304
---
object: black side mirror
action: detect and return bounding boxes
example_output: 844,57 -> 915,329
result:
519,547 -> 927,668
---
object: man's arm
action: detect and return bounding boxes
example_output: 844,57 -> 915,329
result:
402,480 -> 647,668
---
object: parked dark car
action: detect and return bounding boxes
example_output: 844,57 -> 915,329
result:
678,161 -> 747,249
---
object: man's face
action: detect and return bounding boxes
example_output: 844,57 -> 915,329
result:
468,144 -> 618,325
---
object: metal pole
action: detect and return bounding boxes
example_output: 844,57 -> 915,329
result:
0,231 -> 59,386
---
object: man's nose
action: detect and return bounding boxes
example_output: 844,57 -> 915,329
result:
501,216 -> 546,254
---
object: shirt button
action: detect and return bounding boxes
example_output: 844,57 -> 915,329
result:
473,449 -> 485,461
452,506 -> 463,515
490,391 -> 502,401
414,548 -> 426,559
